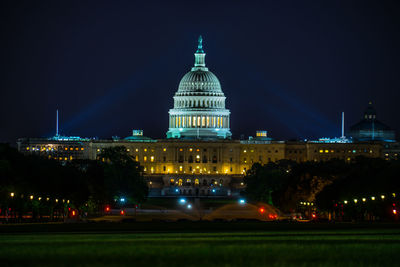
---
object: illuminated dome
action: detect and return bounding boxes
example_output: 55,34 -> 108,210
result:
177,71 -> 223,94
167,36 -> 231,139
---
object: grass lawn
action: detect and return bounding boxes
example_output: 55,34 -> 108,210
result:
1,223 -> 400,266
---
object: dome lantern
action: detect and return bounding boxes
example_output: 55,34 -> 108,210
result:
193,35 -> 207,71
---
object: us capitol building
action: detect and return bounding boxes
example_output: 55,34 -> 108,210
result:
17,37 -> 397,197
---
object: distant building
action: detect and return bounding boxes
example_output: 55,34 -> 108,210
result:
349,102 -> 395,142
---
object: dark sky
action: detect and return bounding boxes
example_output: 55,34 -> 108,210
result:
1,0 -> 400,143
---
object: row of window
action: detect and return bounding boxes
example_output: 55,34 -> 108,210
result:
318,149 -> 373,154
170,178 -> 224,187
140,155 -> 281,164
143,165 -> 236,174
49,155 -> 73,161
26,146 -> 84,152
243,149 -> 280,153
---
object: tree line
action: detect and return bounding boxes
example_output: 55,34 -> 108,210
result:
244,157 -> 400,221
0,144 -> 148,222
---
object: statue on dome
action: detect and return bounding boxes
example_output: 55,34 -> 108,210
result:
197,35 -> 204,53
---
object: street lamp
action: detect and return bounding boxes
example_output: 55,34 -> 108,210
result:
10,192 -> 14,198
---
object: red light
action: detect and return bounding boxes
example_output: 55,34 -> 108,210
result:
312,213 -> 316,218
259,207 -> 265,214
120,210 -> 125,215
105,206 -> 110,212
68,207 -> 71,211
393,209 -> 397,215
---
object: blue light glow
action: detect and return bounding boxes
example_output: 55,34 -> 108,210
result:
212,189 -> 216,193
187,204 -> 192,209
179,198 -> 186,204
120,198 -> 125,202
175,188 -> 179,192
239,199 -> 246,204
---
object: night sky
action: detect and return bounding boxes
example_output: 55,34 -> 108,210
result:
1,0 -> 400,143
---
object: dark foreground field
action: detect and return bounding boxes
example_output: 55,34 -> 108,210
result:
1,222 -> 400,266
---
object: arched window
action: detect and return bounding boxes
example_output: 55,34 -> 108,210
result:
195,179 -> 199,185
178,179 -> 183,186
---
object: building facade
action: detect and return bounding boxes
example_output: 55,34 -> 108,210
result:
16,37 -> 395,197
17,137 -> 384,197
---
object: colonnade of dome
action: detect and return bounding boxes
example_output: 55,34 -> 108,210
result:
169,115 -> 229,128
